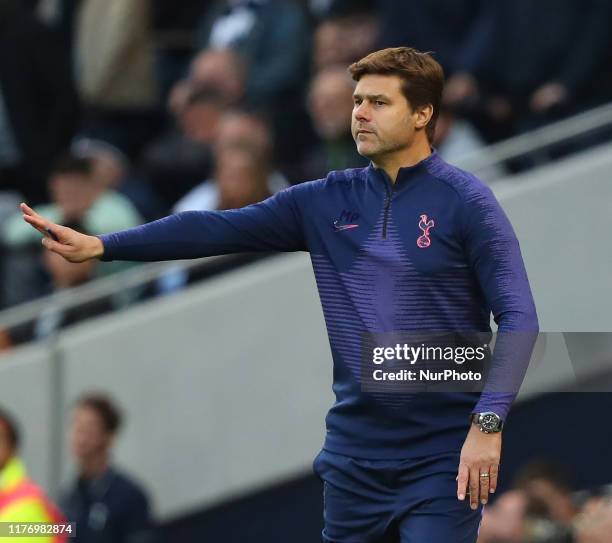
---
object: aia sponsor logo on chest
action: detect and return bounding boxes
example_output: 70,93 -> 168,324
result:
333,209 -> 360,232
417,214 -> 435,248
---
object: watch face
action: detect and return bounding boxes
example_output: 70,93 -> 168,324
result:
480,413 -> 500,431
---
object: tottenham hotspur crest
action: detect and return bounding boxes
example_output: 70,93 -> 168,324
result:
417,214 -> 435,248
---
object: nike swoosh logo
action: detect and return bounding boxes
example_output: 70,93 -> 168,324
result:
334,224 -> 359,232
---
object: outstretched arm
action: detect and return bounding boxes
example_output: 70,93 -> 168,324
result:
21,185 -> 307,262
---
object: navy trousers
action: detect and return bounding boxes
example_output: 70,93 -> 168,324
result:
313,449 -> 484,543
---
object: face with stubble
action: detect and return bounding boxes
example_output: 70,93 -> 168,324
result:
351,74 -> 424,162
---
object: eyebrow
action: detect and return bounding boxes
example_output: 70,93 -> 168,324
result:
352,94 -> 390,101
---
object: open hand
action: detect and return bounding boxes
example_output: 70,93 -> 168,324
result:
20,203 -> 104,263
457,424 -> 502,509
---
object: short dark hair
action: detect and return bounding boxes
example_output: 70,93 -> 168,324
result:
75,393 -> 122,434
348,47 -> 445,142
0,407 -> 20,449
51,153 -> 93,178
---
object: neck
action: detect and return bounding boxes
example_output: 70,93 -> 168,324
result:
79,454 -> 109,480
372,137 -> 432,183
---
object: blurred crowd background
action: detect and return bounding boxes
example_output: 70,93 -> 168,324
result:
1,1 -> 612,541
2,0 -> 612,327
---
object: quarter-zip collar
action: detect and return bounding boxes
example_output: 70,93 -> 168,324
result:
366,148 -> 442,195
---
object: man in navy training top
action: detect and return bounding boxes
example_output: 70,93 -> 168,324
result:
21,47 -> 538,543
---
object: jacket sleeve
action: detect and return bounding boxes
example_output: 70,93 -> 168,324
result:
460,182 -> 539,421
97,185 -> 307,262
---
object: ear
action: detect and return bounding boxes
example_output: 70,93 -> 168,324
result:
414,104 -> 434,131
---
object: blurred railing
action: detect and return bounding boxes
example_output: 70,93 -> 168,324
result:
0,255 -> 230,330
455,101 -> 612,176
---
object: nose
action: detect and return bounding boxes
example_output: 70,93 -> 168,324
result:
354,101 -> 370,122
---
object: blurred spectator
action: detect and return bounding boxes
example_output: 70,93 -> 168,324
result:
376,0 -> 491,78
2,155 -> 141,251
60,393 -> 155,543
141,88 -> 226,212
313,7 -> 379,71
74,0 -> 160,158
574,495 -> 612,543
168,48 -> 245,117
84,61 -> 235,221
477,489 -> 527,543
0,407 -> 68,542
197,0 -> 310,107
0,0 -> 79,206
0,154 -> 142,308
175,143 -> 273,213
301,66 -> 367,180
197,0 -> 313,168
162,142 -> 274,293
215,109 -> 275,161
372,1 -> 511,162
479,461 -> 612,543
70,136 -> 165,222
213,143 -> 272,210
161,131 -> 282,294
449,0 -> 612,142
375,0 -> 494,140
514,459 -> 580,528
71,138 -> 130,191
175,108 -> 287,212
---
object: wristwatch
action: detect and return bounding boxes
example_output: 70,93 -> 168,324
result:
470,411 -> 504,433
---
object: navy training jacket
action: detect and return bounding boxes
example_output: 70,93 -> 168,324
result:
99,151 -> 539,459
